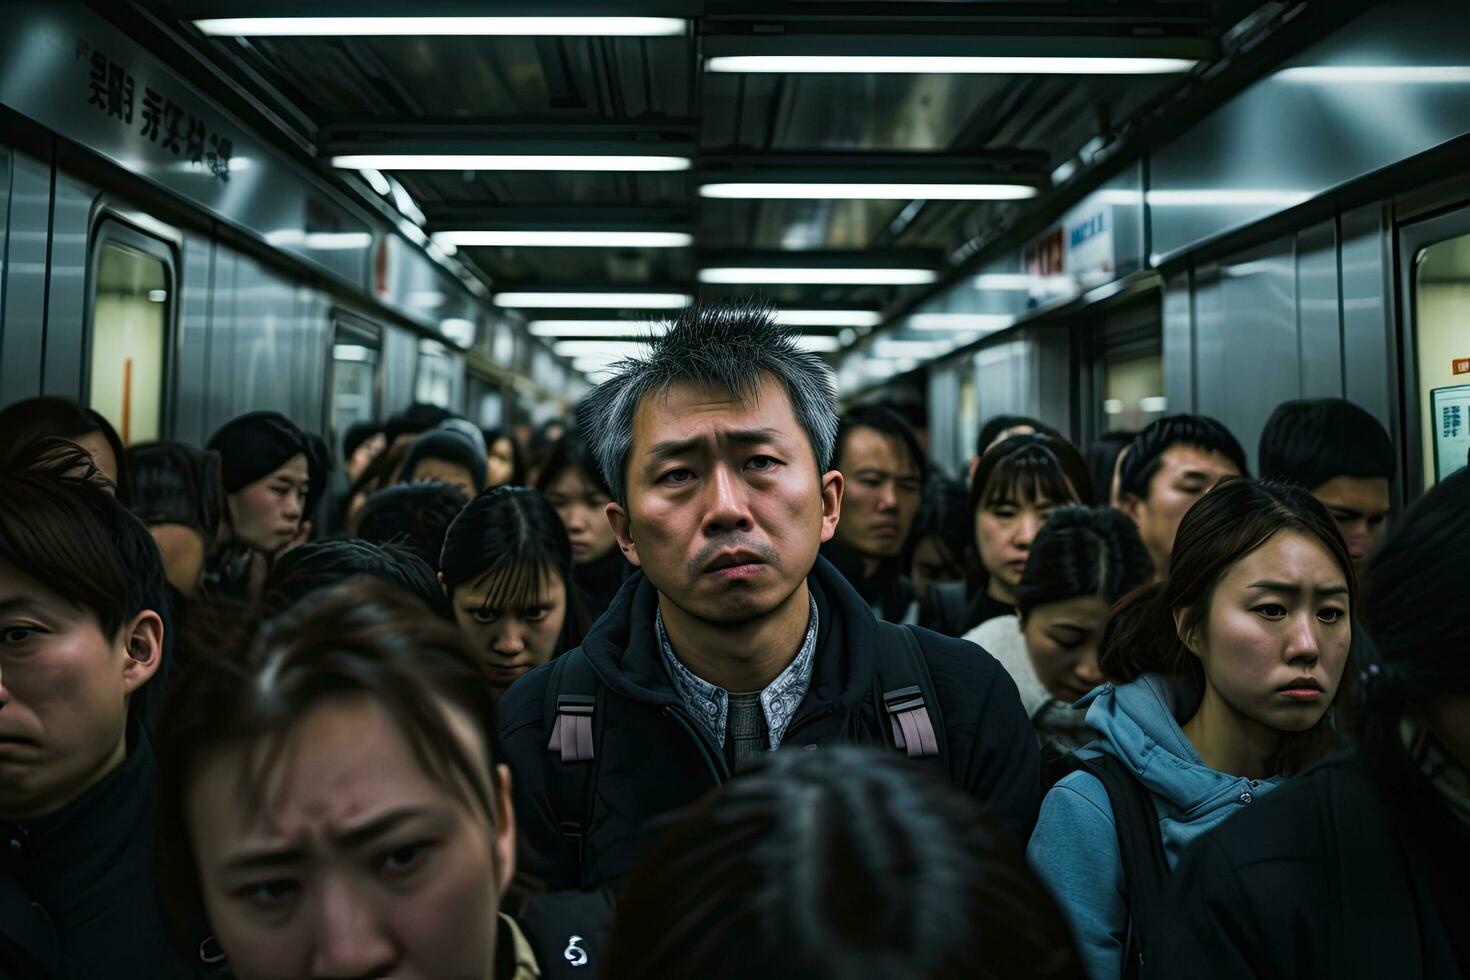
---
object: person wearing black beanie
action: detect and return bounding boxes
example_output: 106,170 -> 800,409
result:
400,427 -> 488,499
1259,398 -> 1394,569
126,441 -> 224,597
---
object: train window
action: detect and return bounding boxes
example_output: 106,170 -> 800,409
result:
1412,234 -> 1470,487
1097,306 -> 1165,433
88,235 -> 171,445
330,317 -> 382,440
416,338 -> 457,408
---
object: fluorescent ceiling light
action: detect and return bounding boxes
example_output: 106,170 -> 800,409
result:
440,318 -> 476,347
773,309 -> 882,328
1142,189 -> 1313,207
796,336 -> 842,353
871,339 -> 949,358
699,267 -> 938,286
264,230 -> 373,250
387,176 -> 427,226
529,320 -> 671,337
334,345 -> 374,363
973,273 -> 1078,291
1276,66 -> 1470,84
409,291 -> 445,308
1103,399 -> 1124,415
195,17 -> 686,37
706,56 -> 1196,75
331,154 -> 691,172
554,341 -> 653,358
398,219 -> 428,246
433,230 -> 692,248
701,182 -> 1037,201
908,313 -> 1015,331
360,168 -> 391,195
1140,396 -> 1169,413
494,292 -> 692,310
147,289 -> 168,303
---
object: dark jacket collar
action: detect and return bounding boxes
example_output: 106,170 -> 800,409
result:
579,555 -> 881,717
819,539 -> 915,622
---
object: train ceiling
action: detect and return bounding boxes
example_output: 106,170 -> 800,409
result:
134,1 -> 1333,360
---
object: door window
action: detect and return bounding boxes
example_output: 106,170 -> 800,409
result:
89,236 -> 170,444
1413,234 -> 1470,486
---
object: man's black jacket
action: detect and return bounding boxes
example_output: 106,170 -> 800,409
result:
0,725 -> 196,980
1153,735 -> 1470,979
497,555 -> 1041,892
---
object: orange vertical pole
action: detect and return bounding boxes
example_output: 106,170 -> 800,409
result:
122,358 -> 133,444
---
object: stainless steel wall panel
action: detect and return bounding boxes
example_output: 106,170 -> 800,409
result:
42,172 -> 93,399
1191,264 -> 1227,427
1215,242 -> 1299,472
1,150 -> 50,403
926,363 -> 961,475
0,147 -> 10,357
381,324 -> 418,418
1295,221 -> 1343,399
1162,273 -> 1195,414
1340,205 -> 1393,432
173,233 -> 213,444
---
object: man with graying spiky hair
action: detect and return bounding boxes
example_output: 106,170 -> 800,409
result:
497,302 -> 1040,898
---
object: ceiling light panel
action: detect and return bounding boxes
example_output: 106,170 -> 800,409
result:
331,154 -> 691,172
699,268 -> 938,286
700,182 -> 1037,201
705,56 -> 1196,74
529,320 -> 672,337
433,230 -> 692,248
494,292 -> 693,310
195,17 -> 687,37
773,310 -> 883,328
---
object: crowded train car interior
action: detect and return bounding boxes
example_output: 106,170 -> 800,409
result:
2,1 -> 1470,978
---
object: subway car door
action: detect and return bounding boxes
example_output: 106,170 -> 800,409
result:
86,218 -> 177,445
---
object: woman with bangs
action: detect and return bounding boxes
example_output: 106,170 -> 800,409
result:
439,486 -> 589,701
931,433 -> 1094,636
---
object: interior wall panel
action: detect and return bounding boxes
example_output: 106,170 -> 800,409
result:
42,172 -> 93,399
1296,221 -> 1344,399
173,233 -> 213,445
0,147 -> 11,369
205,247 -> 238,433
1162,273 -> 1195,415
1217,240 -> 1299,473
1340,204 -> 1394,432
0,149 -> 50,403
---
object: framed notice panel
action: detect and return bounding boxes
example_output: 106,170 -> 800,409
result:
1431,384 -> 1470,483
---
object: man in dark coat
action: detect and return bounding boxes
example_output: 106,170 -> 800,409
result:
496,302 -> 1040,897
0,448 -> 196,979
1153,469 -> 1470,979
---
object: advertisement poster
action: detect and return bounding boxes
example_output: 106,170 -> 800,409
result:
1431,384 -> 1470,482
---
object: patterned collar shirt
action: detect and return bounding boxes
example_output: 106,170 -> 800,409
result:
655,592 -> 819,753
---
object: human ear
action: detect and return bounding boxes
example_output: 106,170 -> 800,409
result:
491,764 -> 517,894
606,502 -> 640,568
819,470 -> 844,543
437,571 -> 449,596
119,610 -> 164,695
1174,608 -> 1200,657
1119,492 -> 1145,524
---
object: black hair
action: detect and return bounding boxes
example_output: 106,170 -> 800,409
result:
1013,506 -> 1154,618
1258,398 -> 1394,490
0,439 -> 169,645
259,538 -> 452,621
1118,414 -> 1248,501
207,411 -> 333,517
969,433 -> 1094,517
126,441 -> 224,541
482,426 -> 528,487
0,396 -> 131,503
155,578 -> 504,946
355,481 -> 470,566
836,404 -> 928,485
384,402 -> 453,445
440,486 -> 588,654
535,431 -> 612,498
341,420 -> 381,460
1085,430 -> 1134,507
1099,478 -> 1357,775
976,414 -> 1058,459
606,746 -> 1085,980
1360,468 -> 1470,712
912,476 -> 971,550
399,429 -> 489,492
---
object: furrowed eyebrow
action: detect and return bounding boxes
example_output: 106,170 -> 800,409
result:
1247,581 -> 1350,598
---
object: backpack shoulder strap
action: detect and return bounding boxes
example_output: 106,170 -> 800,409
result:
1081,753 -> 1170,980
541,648 -> 604,886
871,622 -> 947,765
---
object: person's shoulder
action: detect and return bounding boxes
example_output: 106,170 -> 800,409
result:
907,623 -> 1005,688
495,658 -> 556,741
1200,746 -> 1363,865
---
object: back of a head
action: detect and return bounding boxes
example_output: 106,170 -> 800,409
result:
341,420 -> 381,461
1014,506 -> 1154,617
976,414 -> 1057,459
913,475 -> 970,543
356,480 -> 469,565
1119,414 -> 1248,500
259,537 -> 450,620
0,396 -> 130,502
1258,398 -> 1394,490
400,428 -> 489,492
970,432 -> 1095,513
575,301 -> 837,505
837,403 -> 928,484
1361,469 -> 1470,716
534,430 -> 609,496
127,441 -> 224,540
606,746 -> 1084,980
1084,431 -> 1134,508
384,402 -> 454,445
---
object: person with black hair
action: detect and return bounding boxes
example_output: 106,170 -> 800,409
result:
341,420 -> 385,482
823,404 -> 927,623
1259,398 -> 1394,569
126,441 -> 224,599
526,418 -> 568,486
1027,479 -> 1356,980
206,411 -> 332,601
908,476 -> 972,601
535,432 -> 633,623
401,422 -> 489,499
966,507 -> 1153,759
930,433 -> 1093,636
483,426 -> 528,488
355,480 -> 469,566
969,414 -> 1061,481
0,395 -> 131,502
1154,468 -> 1470,979
382,401 -> 454,453
1086,430 -> 1134,510
606,747 -> 1085,980
1117,414 -> 1247,575
258,537 -> 452,621
439,487 -> 589,702
154,580 -> 537,980
0,444 -> 192,978
498,302 -> 1039,901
